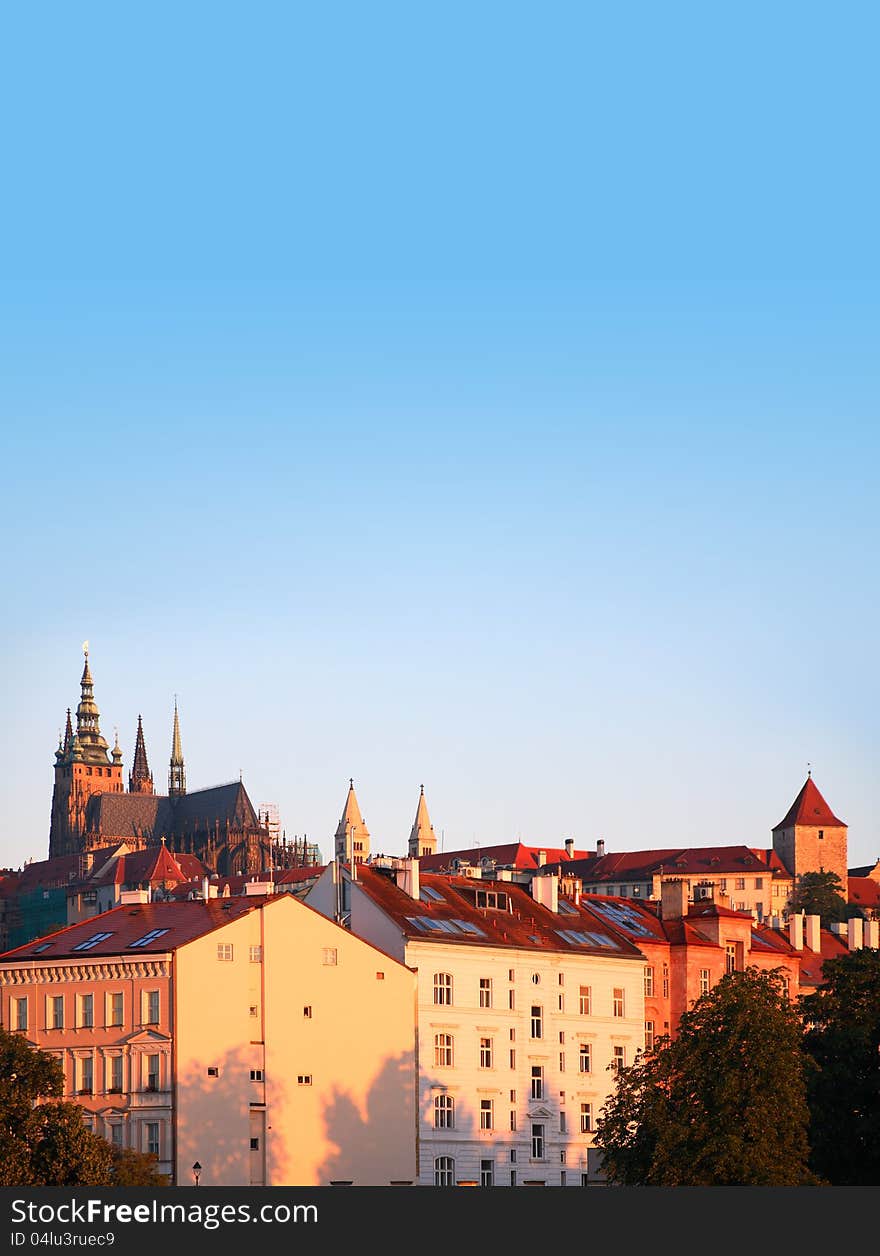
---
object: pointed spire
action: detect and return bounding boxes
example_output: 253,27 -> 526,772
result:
130,714 -> 154,795
409,784 -> 437,859
63,709 -> 73,754
73,645 -> 110,764
111,727 -> 123,765
168,698 -> 186,797
335,779 -> 370,865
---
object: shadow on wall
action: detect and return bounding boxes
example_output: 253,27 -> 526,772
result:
176,1045 -> 416,1187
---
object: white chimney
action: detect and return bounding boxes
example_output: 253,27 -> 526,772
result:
596,839 -> 605,858
537,850 -> 547,867
864,919 -> 880,949
805,914 -> 821,952
119,888 -> 150,906
847,917 -> 864,951
530,874 -> 559,913
202,876 -> 210,901
789,913 -> 804,951
564,838 -> 575,858
397,858 -> 420,901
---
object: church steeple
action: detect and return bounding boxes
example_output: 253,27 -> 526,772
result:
168,699 -> 186,797
130,715 -> 154,795
74,642 -> 110,765
408,783 -> 437,859
334,778 -> 370,864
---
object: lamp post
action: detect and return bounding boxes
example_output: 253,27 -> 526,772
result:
192,1161 -> 201,1187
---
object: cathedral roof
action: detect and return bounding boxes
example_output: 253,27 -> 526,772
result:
85,781 -> 264,843
773,776 -> 845,830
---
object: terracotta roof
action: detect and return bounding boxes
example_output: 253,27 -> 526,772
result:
15,854 -> 94,894
84,846 -> 208,889
848,877 -> 880,911
352,868 -> 646,958
418,842 -> 591,873
551,845 -> 788,882
797,929 -> 849,989
773,777 -> 845,830
687,902 -> 754,921
0,897 -> 273,961
275,866 -> 326,885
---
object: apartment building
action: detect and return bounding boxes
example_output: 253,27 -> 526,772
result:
0,891 -> 416,1186
308,860 -> 647,1185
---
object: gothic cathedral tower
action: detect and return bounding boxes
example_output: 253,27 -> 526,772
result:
48,647 -> 124,857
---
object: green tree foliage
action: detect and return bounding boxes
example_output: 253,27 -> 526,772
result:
110,1146 -> 170,1186
594,967 -> 818,1185
789,871 -> 849,926
800,948 -> 880,1185
0,1028 -> 118,1186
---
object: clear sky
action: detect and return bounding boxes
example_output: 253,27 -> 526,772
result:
1,3 -> 878,873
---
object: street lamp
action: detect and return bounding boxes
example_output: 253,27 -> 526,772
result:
192,1161 -> 201,1187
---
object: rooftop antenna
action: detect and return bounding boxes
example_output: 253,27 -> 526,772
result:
807,761 -> 812,779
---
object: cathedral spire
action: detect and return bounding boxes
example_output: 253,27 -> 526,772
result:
62,709 -> 73,755
408,784 -> 438,859
74,642 -> 110,764
168,699 -> 186,797
130,714 -> 154,795
334,778 -> 370,865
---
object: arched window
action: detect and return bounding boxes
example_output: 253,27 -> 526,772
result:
434,1094 -> 454,1129
434,1033 -> 454,1067
433,973 -> 453,1005
434,1156 -> 455,1186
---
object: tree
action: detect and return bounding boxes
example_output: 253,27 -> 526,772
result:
800,948 -> 880,1185
110,1146 -> 170,1186
0,1029 -> 113,1186
789,870 -> 849,926
594,967 -> 819,1185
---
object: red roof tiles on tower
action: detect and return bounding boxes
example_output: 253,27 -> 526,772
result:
773,776 -> 845,830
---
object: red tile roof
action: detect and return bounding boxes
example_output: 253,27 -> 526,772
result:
417,843 -> 592,873
848,877 -> 880,911
86,846 -> 208,889
773,777 -> 845,830
353,868 -> 645,958
797,929 -> 849,989
551,845 -> 788,882
0,897 -> 273,961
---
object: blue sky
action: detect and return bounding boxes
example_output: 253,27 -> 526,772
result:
1,3 -> 878,872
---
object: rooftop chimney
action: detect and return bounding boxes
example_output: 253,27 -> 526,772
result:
596,839 -> 605,858
660,878 -> 688,921
789,913 -> 804,951
537,850 -> 546,867
564,838 -> 575,858
530,874 -> 559,914
396,858 -> 420,901
805,914 -> 821,952
847,916 -> 864,951
864,920 -> 880,949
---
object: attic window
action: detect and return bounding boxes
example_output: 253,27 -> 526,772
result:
72,931 -> 114,952
32,943 -> 52,954
475,890 -> 508,911
128,928 -> 170,948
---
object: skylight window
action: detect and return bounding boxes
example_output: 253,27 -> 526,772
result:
420,887 -> 445,903
405,916 -> 435,933
555,928 -> 618,948
32,943 -> 52,953
128,928 -> 170,948
452,919 -> 485,937
587,900 -> 655,939
557,900 -> 578,915
432,919 -> 461,934
72,931 -> 114,952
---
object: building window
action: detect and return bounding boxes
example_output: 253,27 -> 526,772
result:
509,1028 -> 516,1041
250,1138 -> 260,1150
726,944 -> 736,974
79,994 -> 94,1029
662,964 -> 669,999
530,1066 -> 544,1100
303,1006 -> 312,1019
755,877 -> 763,890
297,1075 -> 312,1085
508,989 -> 515,1010
217,944 -> 234,962
509,1111 -> 517,1131
79,1056 -> 93,1094
144,991 -> 160,1026
322,948 -> 337,966
434,1157 -> 455,1187
508,969 -> 515,982
579,986 -> 591,1015
509,1049 -> 516,1068
50,996 -> 64,1030
479,978 -> 493,1008
110,1124 -> 124,1148
434,1094 -> 454,1129
480,1100 -> 494,1131
580,1103 -> 592,1133
561,1170 -> 567,1185
613,1046 -> 626,1072
249,1069 -> 264,1082
818,829 -> 824,841
578,1043 -> 591,1074
644,966 -> 654,997
559,1111 -> 567,1134
700,968 -> 710,995
531,1124 -> 545,1160
531,973 -> 541,985
109,1055 -> 123,1093
613,988 -> 625,1018
480,1037 -> 493,1069
530,1006 -> 543,1039
645,1021 -> 655,1051
559,1052 -> 565,1072
146,1054 -> 160,1091
480,1160 -> 494,1187
249,946 -> 263,963
433,973 -> 453,1006
735,878 -> 745,891
145,1123 -> 160,1157
434,1034 -> 453,1068
109,993 -> 123,1028
558,993 -> 565,1012
510,1171 -> 517,1186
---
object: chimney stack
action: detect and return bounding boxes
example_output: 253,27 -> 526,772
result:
789,913 -> 804,951
596,839 -> 605,858
537,850 -> 546,867
847,916 -> 864,951
805,914 -> 821,952
530,874 -> 559,914
660,879 -> 688,921
564,838 -> 575,858
864,920 -> 880,948
396,858 -> 420,901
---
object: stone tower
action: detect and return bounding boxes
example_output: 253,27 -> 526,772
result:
168,699 -> 186,797
48,646 -> 124,857
408,784 -> 437,859
129,714 -> 154,795
335,779 -> 370,865
771,774 -> 848,892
